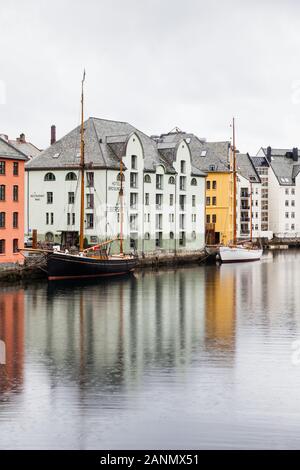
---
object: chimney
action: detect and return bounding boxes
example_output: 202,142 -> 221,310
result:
51,125 -> 56,145
266,146 -> 272,162
293,147 -> 298,162
19,133 -> 26,143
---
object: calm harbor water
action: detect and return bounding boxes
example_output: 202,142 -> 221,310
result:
1,250 -> 300,449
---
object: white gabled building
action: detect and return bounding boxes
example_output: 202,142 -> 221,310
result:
254,146 -> 299,239
25,118 -> 206,254
235,153 -> 272,240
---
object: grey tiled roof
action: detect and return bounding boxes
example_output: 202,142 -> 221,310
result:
26,117 -> 177,174
236,153 -> 261,183
260,147 -> 300,185
251,156 -> 269,167
0,137 -> 29,160
9,140 -> 41,158
157,131 -> 230,173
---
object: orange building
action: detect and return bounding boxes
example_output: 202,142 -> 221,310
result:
0,136 -> 28,264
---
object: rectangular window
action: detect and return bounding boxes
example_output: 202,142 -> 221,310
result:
72,213 -> 75,225
0,212 -> 5,228
0,161 -> 5,175
192,195 -> 196,207
130,214 -> 138,230
156,214 -> 163,230
86,172 -> 94,187
68,192 -> 75,204
179,214 -> 185,229
156,193 -> 163,209
212,180 -> 217,190
145,193 -> 149,205
291,212 -> 295,218
285,188 -> 289,195
180,176 -> 186,191
87,193 -> 94,209
50,213 -> 54,225
291,200 -> 295,207
291,224 -> 295,230
285,212 -> 289,218
0,239 -> 5,254
0,185 -> 5,201
47,192 -> 53,204
46,213 -> 49,225
180,160 -> 186,174
13,212 -> 18,228
192,214 -> 196,222
291,188 -> 295,195
212,196 -> 217,205
206,197 -> 211,206
86,213 -> 94,229
169,213 -> 174,223
130,192 -> 138,209
130,172 -> 138,189
156,174 -> 163,190
147,213 -> 150,222
170,194 -> 174,206
67,213 -> 70,225
206,180 -> 211,190
13,239 -> 18,253
179,195 -> 186,211
285,200 -> 289,206
13,162 -> 19,176
206,214 -> 210,224
13,185 -> 19,202
131,155 -> 137,170
212,214 -> 217,223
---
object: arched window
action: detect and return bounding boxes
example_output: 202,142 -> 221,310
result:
168,176 -> 175,185
144,174 -> 151,183
191,178 -> 197,186
65,172 -> 77,181
117,172 -> 125,182
170,231 -> 174,240
144,232 -> 150,240
44,172 -> 56,181
45,232 -> 54,242
192,230 -> 196,240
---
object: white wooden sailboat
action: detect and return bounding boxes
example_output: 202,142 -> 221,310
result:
219,118 -> 263,263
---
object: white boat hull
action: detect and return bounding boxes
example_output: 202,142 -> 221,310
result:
219,246 -> 263,263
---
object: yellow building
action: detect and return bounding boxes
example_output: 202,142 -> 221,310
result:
205,171 -> 233,244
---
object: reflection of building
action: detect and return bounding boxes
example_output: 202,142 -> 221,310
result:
205,266 -> 236,351
24,269 -> 207,390
0,289 -> 24,391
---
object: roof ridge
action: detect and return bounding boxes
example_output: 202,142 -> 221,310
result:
0,136 -> 29,159
91,117 -> 107,166
89,116 -> 129,125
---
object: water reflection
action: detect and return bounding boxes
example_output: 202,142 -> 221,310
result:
2,252 -> 300,448
0,289 -> 24,394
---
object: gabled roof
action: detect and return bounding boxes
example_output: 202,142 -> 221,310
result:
157,131 -> 229,175
26,117 -> 177,174
259,147 -> 300,186
236,153 -> 261,183
0,137 -> 29,161
9,140 -> 41,159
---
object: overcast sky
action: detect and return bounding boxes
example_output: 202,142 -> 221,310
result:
1,0 -> 300,153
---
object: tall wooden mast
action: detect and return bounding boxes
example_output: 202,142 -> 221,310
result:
232,117 -> 237,245
119,157 -> 124,255
79,70 -> 86,252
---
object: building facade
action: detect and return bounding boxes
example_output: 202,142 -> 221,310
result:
254,146 -> 300,239
0,137 -> 28,264
25,118 -> 207,254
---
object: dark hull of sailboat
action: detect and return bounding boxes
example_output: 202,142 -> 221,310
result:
47,253 -> 138,281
